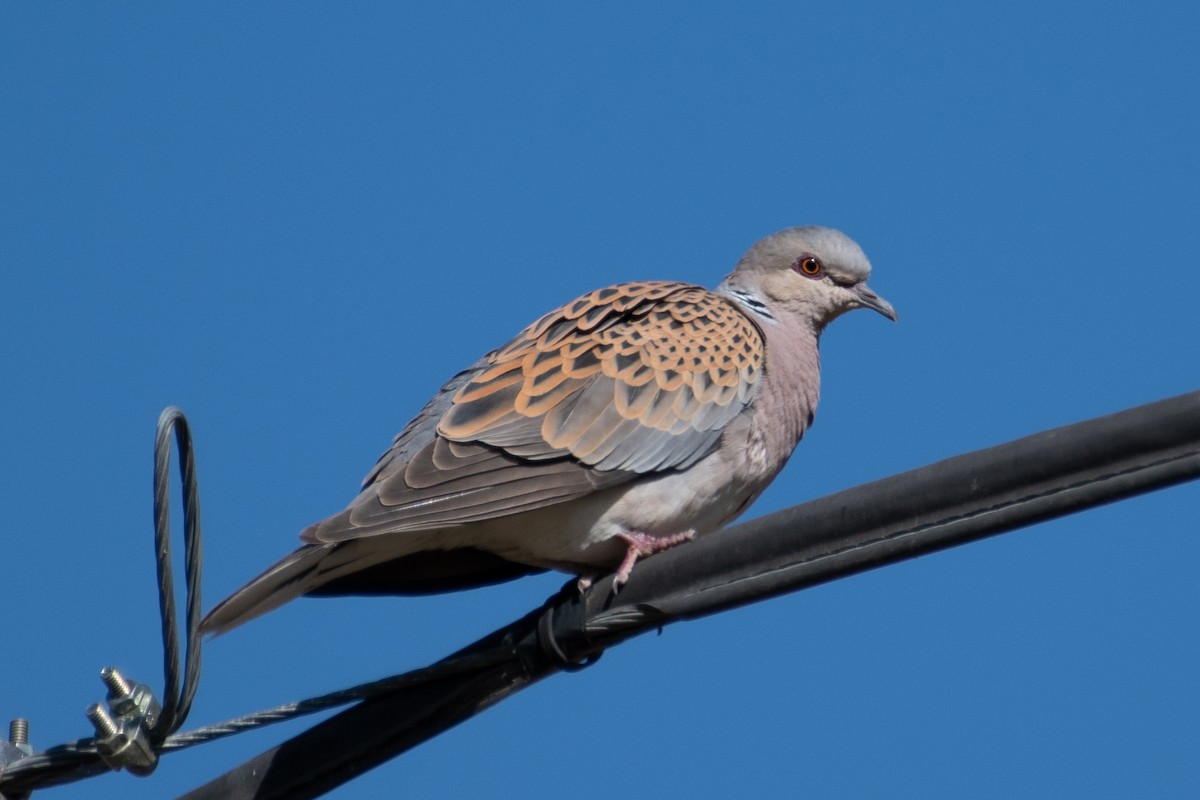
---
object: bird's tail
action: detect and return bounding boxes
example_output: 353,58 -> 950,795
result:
200,544 -> 336,637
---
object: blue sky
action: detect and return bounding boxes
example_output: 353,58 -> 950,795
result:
2,3 -> 1198,798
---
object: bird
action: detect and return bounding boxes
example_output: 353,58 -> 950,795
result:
201,226 -> 896,635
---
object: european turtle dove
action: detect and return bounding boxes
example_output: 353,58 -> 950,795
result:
202,226 -> 896,635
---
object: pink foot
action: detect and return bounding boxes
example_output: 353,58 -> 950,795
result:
612,530 -> 695,592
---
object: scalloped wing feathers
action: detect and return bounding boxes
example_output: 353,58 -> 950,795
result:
440,281 -> 764,472
302,281 -> 764,543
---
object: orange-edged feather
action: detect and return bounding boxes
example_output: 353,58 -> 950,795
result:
439,281 -> 764,473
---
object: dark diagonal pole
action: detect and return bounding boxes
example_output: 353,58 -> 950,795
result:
175,390 -> 1200,800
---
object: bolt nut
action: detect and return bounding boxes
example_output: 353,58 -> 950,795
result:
90,714 -> 159,776
99,668 -> 162,736
2,718 -> 34,765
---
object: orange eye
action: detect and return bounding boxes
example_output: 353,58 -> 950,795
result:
795,256 -> 823,277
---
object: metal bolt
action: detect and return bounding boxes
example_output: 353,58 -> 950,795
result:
8,717 -> 28,745
85,703 -> 119,739
100,666 -> 133,698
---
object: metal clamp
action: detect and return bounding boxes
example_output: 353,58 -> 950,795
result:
85,667 -> 161,776
1,717 -> 35,800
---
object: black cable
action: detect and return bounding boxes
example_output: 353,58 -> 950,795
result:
176,389 -> 1200,800
0,408 -> 210,796
592,390 -> 1200,625
0,409 -> 528,796
3,392 -> 1198,798
151,406 -> 205,741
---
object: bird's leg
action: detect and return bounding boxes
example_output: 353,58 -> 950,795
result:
612,529 -> 695,592
574,530 -> 696,593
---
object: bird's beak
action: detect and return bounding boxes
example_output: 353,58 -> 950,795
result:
852,283 -> 898,322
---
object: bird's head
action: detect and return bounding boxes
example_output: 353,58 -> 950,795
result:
719,226 -> 897,330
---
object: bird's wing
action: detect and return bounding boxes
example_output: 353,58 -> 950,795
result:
304,280 -> 765,543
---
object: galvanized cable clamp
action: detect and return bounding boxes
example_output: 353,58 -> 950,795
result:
70,405 -> 203,780
83,667 -> 162,776
0,718 -> 35,793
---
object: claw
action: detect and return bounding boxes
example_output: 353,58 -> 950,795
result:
612,529 -> 695,591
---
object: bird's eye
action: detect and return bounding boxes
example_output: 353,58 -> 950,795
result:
794,256 -> 823,278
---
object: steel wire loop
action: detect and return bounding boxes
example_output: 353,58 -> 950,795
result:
151,407 -> 204,742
